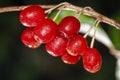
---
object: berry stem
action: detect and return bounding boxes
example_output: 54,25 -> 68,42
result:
83,19 -> 99,38
52,5 -> 68,21
75,8 -> 83,18
75,7 -> 92,18
90,19 -> 100,48
45,2 -> 69,14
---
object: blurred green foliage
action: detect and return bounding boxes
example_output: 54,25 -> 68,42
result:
108,11 -> 120,50
0,0 -> 120,80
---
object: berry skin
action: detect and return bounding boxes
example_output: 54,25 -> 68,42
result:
61,51 -> 80,64
21,27 -> 41,48
82,48 -> 102,73
66,35 -> 88,56
46,35 -> 68,57
58,16 -> 80,39
20,5 -> 45,27
33,18 -> 57,43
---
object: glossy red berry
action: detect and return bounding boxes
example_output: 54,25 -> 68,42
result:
21,27 -> 41,48
46,35 -> 68,57
61,51 -> 80,64
66,35 -> 88,56
58,16 -> 80,39
82,48 -> 102,73
20,5 -> 45,27
33,18 -> 57,43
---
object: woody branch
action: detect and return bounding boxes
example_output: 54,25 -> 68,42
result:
0,2 -> 120,29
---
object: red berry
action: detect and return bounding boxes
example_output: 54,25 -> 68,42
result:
21,27 -> 41,48
61,51 -> 80,64
66,35 -> 88,56
82,48 -> 102,73
20,5 -> 45,27
58,16 -> 80,39
33,18 -> 57,43
46,35 -> 68,57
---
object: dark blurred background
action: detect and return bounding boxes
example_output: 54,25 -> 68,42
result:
0,0 -> 120,80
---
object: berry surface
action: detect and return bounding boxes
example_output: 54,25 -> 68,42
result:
33,18 -> 57,43
46,35 -> 68,57
21,27 -> 41,48
61,52 -> 80,64
82,48 -> 102,73
20,5 -> 45,27
58,16 -> 80,39
66,34 -> 88,56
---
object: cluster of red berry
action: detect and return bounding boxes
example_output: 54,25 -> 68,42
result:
19,5 -> 102,73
